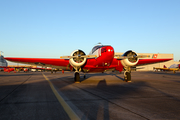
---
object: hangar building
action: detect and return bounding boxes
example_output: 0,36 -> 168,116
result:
115,52 -> 179,71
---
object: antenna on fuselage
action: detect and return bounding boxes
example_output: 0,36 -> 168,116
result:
97,42 -> 102,45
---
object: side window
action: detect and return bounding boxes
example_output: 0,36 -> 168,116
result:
92,46 -> 101,53
101,47 -> 106,53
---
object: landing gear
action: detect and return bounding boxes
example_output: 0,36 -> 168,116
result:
124,67 -> 131,82
124,71 -> 131,82
84,73 -> 86,78
74,72 -> 80,83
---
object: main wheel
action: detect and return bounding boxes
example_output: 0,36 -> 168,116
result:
74,72 -> 80,83
124,71 -> 131,82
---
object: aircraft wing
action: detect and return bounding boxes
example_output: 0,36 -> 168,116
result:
4,57 -> 70,70
154,67 -> 179,71
153,67 -> 169,70
136,58 -> 173,66
4,57 -> 173,72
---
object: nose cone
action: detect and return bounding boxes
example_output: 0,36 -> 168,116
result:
101,46 -> 114,54
103,46 -> 114,56
101,46 -> 114,63
107,46 -> 114,53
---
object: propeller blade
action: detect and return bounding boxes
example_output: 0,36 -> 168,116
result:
81,55 -> 97,58
60,56 -> 77,59
60,53 -> 97,59
136,55 -> 150,58
114,55 -> 150,59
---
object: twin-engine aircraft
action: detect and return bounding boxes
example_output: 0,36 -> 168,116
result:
4,45 -> 172,82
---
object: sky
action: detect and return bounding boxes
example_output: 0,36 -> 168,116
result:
0,0 -> 180,62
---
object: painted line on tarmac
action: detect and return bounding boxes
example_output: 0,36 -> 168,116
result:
42,73 -> 80,120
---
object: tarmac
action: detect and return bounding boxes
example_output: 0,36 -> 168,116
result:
0,71 -> 180,120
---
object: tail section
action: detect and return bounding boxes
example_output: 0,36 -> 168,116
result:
153,54 -> 158,58
163,65 -> 167,68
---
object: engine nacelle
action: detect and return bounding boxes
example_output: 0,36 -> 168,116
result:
121,50 -> 139,67
69,50 -> 87,69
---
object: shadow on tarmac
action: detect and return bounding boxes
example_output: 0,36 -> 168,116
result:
52,73 -> 150,119
1,72 -> 180,119
49,71 -> 180,119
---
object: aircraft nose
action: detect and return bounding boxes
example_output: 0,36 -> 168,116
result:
102,46 -> 114,66
106,46 -> 114,54
107,46 -> 114,53
101,46 -> 114,53
105,46 -> 114,59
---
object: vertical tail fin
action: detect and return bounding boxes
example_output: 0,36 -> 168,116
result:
163,65 -> 167,68
153,54 -> 158,58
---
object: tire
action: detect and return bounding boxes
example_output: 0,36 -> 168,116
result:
126,72 -> 131,81
124,72 -> 131,82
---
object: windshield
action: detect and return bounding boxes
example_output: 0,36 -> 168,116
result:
91,45 -> 104,54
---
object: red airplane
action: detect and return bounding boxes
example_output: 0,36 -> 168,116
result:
4,45 -> 172,82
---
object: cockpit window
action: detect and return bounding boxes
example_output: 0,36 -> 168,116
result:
91,45 -> 104,54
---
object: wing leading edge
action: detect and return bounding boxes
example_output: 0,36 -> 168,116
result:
4,57 -> 70,69
136,58 -> 173,66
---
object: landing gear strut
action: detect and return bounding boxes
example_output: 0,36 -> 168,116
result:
73,66 -> 83,83
74,72 -> 80,83
124,67 -> 131,82
84,73 -> 86,78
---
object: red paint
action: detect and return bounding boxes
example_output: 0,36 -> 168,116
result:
136,59 -> 172,66
4,46 -> 173,73
3,68 -> 15,73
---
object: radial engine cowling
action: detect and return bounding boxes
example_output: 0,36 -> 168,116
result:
121,50 -> 139,67
69,50 -> 87,68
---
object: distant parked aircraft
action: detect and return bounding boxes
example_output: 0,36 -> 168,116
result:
0,66 -> 29,73
3,67 -> 16,73
154,64 -> 180,73
0,66 -> 60,73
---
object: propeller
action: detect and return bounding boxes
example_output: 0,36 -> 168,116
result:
60,50 -> 97,62
73,50 -> 85,63
127,52 -> 137,63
